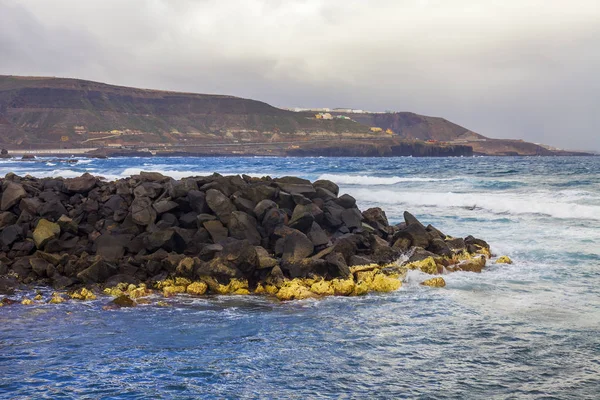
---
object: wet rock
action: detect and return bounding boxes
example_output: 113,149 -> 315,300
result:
495,255 -> 513,264
77,259 -> 118,283
421,277 -> 446,287
107,295 -> 136,308
445,237 -> 466,251
1,182 -> 26,211
206,189 -> 236,224
325,252 -> 351,278
457,256 -> 486,273
64,173 -> 97,194
33,219 -> 61,249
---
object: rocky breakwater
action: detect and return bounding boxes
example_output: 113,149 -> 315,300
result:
0,172 -> 507,306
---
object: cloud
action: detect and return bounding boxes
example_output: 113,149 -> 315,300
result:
0,0 -> 599,150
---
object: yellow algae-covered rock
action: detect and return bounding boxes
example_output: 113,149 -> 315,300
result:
370,273 -> 401,292
155,279 -> 175,290
128,286 -> 151,299
21,298 -> 34,305
233,288 -> 250,295
49,293 -> 66,304
471,244 -> 491,258
350,264 -> 380,274
34,294 -> 43,301
103,287 -> 124,297
421,277 -> 446,288
156,301 -> 171,307
355,268 -> 378,284
162,285 -> 187,298
70,288 -> 97,301
264,284 -> 279,295
276,279 -> 316,301
331,278 -> 355,296
175,277 -> 192,287
405,257 -> 439,275
254,283 -> 266,294
127,284 -> 137,293
495,256 -> 513,264
226,279 -> 249,293
352,280 -> 370,296
186,281 -> 208,296
116,282 -> 130,291
310,280 -> 335,296
458,256 -> 487,273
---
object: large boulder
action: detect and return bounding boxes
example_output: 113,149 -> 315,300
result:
0,211 -> 17,229
203,220 -> 229,243
254,199 -> 277,222
1,182 -> 26,211
362,207 -> 389,230
131,196 -> 157,226
206,189 -> 236,224
144,229 -> 186,253
0,224 -> 23,247
95,234 -> 127,261
227,211 -> 261,246
33,219 -> 60,249
307,222 -> 329,247
64,173 -> 97,194
188,190 -> 208,213
313,179 -> 339,196
281,229 -> 314,262
77,259 -> 118,283
341,208 -> 363,230
261,207 -> 288,236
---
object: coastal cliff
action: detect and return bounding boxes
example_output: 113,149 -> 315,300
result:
1,75 -> 585,156
0,172 -> 502,305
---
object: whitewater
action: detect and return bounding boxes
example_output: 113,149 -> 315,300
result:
1,156 -> 599,398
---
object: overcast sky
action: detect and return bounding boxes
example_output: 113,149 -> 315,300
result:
1,0 -> 599,150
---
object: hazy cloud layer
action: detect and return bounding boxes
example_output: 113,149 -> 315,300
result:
1,0 -> 599,150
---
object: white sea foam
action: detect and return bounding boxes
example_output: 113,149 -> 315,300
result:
317,173 -> 454,185
349,188 -> 600,221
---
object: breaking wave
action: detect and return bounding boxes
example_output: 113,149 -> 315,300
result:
317,173 -> 454,185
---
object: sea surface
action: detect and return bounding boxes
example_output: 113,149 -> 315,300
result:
1,156 -> 600,399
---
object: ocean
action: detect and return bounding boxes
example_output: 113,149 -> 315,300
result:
1,156 -> 599,399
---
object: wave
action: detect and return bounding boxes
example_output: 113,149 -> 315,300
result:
350,188 -> 600,221
317,174 -> 454,186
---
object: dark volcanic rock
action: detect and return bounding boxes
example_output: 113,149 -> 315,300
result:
131,196 -> 156,226
64,173 -> 97,194
77,260 -> 118,283
313,180 -> 339,196
1,182 -> 26,211
206,189 -> 236,224
281,229 -> 314,262
95,234 -> 127,261
227,211 -> 261,246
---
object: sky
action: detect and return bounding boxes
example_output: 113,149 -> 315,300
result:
1,0 -> 599,150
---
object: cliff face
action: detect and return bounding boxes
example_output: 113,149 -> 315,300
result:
0,76 -> 370,145
335,111 -> 486,142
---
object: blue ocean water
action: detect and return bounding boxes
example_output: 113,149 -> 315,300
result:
1,156 -> 600,399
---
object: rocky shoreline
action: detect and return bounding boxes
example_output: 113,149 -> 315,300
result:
0,172 -> 509,307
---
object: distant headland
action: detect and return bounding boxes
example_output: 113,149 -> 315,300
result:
0,75 -> 592,157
